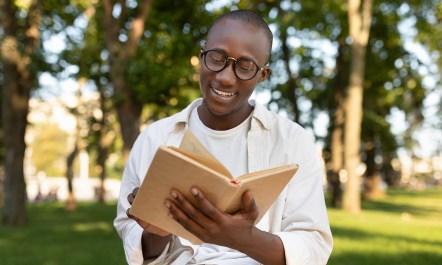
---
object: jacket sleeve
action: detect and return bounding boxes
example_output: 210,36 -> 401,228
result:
114,133 -> 146,265
113,125 -> 193,265
274,129 -> 333,265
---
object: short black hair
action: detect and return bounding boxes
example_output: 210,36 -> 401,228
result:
208,10 -> 273,63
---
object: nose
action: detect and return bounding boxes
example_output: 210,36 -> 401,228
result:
215,59 -> 236,85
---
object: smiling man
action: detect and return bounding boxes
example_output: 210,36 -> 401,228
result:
115,10 -> 333,265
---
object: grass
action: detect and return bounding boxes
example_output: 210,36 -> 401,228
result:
0,202 -> 125,265
0,188 -> 441,265
327,188 -> 442,265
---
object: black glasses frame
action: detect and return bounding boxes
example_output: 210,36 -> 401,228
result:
200,48 -> 264,81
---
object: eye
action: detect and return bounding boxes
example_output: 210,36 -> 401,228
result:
207,51 -> 226,65
237,59 -> 256,72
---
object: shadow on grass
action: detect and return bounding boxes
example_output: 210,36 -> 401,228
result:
331,226 -> 442,248
329,250 -> 442,265
361,199 -> 439,218
387,188 -> 442,198
353,187 -> 442,218
329,226 -> 442,265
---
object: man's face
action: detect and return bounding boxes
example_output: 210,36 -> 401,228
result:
198,18 -> 270,128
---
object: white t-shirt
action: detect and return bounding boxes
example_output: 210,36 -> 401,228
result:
188,106 -> 252,179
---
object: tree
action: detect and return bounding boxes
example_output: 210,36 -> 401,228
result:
272,5 -> 302,124
1,0 -> 43,225
342,0 -> 373,213
102,0 -> 153,159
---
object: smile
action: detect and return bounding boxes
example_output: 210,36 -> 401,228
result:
212,87 -> 236,98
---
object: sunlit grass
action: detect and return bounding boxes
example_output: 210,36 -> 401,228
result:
327,188 -> 442,265
0,188 -> 441,264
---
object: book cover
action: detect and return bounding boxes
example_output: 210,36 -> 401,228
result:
129,130 -> 298,244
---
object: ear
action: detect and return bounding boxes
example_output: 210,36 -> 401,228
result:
200,42 -> 206,58
258,67 -> 271,83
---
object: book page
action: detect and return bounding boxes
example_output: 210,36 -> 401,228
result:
178,129 -> 232,178
224,164 -> 299,223
236,164 -> 298,182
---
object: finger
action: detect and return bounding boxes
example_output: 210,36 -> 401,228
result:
132,187 -> 139,196
240,190 -> 259,219
127,192 -> 135,204
126,207 -> 136,219
190,187 -> 224,222
126,207 -> 144,224
167,190 -> 213,233
165,198 -> 206,238
171,189 -> 214,224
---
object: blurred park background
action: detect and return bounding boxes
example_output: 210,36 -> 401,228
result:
0,0 -> 441,264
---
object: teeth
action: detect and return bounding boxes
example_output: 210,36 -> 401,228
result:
213,88 -> 235,98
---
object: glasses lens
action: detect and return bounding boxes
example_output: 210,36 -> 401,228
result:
203,50 -> 260,80
235,59 -> 258,80
205,50 -> 227,71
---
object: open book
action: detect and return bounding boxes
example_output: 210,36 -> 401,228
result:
129,129 -> 299,244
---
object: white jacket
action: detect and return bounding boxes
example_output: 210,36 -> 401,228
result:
114,98 -> 333,265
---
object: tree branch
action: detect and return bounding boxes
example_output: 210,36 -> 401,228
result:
103,0 -> 118,49
125,0 -> 153,58
117,0 -> 127,30
24,0 -> 43,54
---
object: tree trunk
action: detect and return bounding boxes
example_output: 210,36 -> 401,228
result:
1,0 -> 41,225
65,145 -> 78,211
342,0 -> 373,214
102,0 -> 153,160
96,88 -> 111,203
277,7 -> 301,124
364,139 -> 385,199
64,79 -> 86,211
329,38 -> 347,208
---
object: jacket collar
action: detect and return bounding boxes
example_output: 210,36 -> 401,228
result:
169,98 -> 271,134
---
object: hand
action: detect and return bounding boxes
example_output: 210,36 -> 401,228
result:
165,187 -> 259,248
126,187 -> 170,236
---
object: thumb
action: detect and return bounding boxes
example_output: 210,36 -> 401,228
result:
241,190 -> 259,219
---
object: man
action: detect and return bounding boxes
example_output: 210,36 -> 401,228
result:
115,10 -> 333,265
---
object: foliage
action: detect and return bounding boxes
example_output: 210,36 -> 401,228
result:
128,0 -> 213,121
0,66 -> 3,164
1,0 -> 440,220
248,0 -> 437,184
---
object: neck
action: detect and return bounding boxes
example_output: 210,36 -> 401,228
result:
197,103 -> 253,130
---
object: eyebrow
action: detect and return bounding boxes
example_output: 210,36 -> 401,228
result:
206,47 -> 261,65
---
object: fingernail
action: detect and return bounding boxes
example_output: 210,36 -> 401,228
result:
191,188 -> 198,196
171,191 -> 177,198
164,201 -> 170,208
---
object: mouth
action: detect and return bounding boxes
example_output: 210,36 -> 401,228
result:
211,87 -> 236,98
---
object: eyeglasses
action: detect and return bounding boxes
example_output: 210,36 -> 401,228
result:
200,48 -> 265,81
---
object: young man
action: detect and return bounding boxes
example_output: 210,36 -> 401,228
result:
115,10 -> 333,265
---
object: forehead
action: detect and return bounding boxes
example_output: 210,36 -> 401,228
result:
206,18 -> 268,64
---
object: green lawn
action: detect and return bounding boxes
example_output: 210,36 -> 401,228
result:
328,188 -> 442,265
0,188 -> 441,265
0,202 -> 126,265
